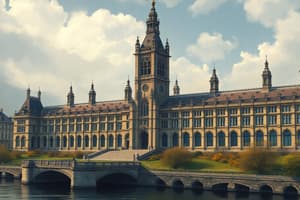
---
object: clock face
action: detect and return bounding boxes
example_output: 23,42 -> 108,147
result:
142,84 -> 149,92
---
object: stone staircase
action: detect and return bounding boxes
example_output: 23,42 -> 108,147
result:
91,149 -> 151,161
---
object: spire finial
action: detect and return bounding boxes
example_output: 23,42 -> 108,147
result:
152,0 -> 155,8
265,55 -> 269,68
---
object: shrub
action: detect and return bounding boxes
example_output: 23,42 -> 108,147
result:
282,153 -> 300,176
148,153 -> 161,161
239,148 -> 278,174
0,145 -> 12,163
25,150 -> 41,157
161,148 -> 192,169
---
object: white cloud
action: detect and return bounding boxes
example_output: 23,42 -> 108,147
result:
243,0 -> 300,27
114,0 -> 182,8
170,57 -> 211,94
224,11 -> 300,90
0,0 -> 144,108
189,0 -> 227,15
186,32 -> 237,64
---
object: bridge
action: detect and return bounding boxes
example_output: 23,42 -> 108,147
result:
18,160 -> 300,196
0,165 -> 21,179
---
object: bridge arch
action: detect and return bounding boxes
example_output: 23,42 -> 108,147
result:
212,183 -> 228,192
172,179 -> 184,190
0,169 -> 21,179
283,185 -> 298,197
259,184 -> 273,194
191,181 -> 203,192
33,170 -> 71,185
155,178 -> 167,188
96,172 -> 137,188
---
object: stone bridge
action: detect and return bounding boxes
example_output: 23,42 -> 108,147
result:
0,165 -> 21,178
20,160 -> 300,196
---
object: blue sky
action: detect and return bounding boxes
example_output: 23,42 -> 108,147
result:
0,0 -> 300,115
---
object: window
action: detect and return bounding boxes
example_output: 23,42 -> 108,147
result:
183,133 -> 190,147
268,115 -> 277,125
117,122 -> 122,130
171,119 -> 178,128
216,109 -> 225,116
217,117 -> 225,127
77,136 -> 82,147
69,124 -> 75,132
243,131 -> 250,146
171,112 -> 178,118
281,105 -> 291,113
108,122 -> 114,131
254,107 -> 264,114
83,123 -> 89,132
141,101 -> 149,116
193,119 -> 201,128
92,135 -> 97,147
117,134 -> 122,148
56,136 -> 60,147
76,124 -> 82,132
241,107 -> 250,114
84,135 -> 89,147
204,110 -> 213,116
229,117 -> 238,127
63,136 -> 67,148
255,116 -> 264,126
267,106 -> 277,113
141,57 -> 151,75
162,133 -> 168,147
283,130 -> 292,146
230,131 -> 238,147
255,131 -> 264,146
182,111 -> 190,117
100,135 -> 105,147
70,136 -> 74,147
297,130 -> 300,146
218,132 -> 225,147
205,118 -> 213,128
161,120 -> 168,129
108,135 -> 114,147
296,105 -> 300,112
91,123 -> 97,131
242,116 -> 250,127
193,110 -> 201,117
108,115 -> 114,121
269,130 -> 277,146
172,133 -> 179,147
206,132 -> 213,147
282,114 -> 291,125
99,123 -> 105,131
194,132 -> 201,147
229,108 -> 237,115
182,119 -> 190,128
296,114 -> 300,124
157,62 -> 165,76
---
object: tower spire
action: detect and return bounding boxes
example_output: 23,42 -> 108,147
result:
67,85 -> 75,107
173,78 -> 180,96
210,67 -> 219,95
89,82 -> 96,105
262,56 -> 272,92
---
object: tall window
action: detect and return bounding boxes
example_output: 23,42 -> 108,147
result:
229,117 -> 238,127
217,117 -> 225,127
141,101 -> 149,117
162,133 -> 168,147
255,116 -> 264,126
194,132 -> 201,147
283,130 -> 292,146
243,131 -> 250,146
269,130 -> 277,147
141,57 -> 151,75
242,116 -> 250,127
100,135 -> 105,147
255,131 -> 264,146
230,131 -> 238,147
206,132 -> 213,147
117,134 -> 122,148
205,118 -> 213,128
77,136 -> 82,147
268,115 -> 277,125
84,135 -> 89,148
63,136 -> 67,148
183,133 -> 190,147
70,136 -> 74,147
282,114 -> 291,125
173,133 -> 179,147
92,135 -> 97,147
108,135 -> 114,148
218,132 -> 225,147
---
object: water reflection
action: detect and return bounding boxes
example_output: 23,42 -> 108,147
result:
0,180 -> 298,200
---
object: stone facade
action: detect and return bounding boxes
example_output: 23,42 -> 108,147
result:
13,2 -> 300,152
0,109 -> 13,150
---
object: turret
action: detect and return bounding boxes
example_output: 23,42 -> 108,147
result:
67,86 -> 74,107
125,79 -> 132,101
262,57 -> 272,92
37,88 -> 41,101
173,79 -> 180,96
26,87 -> 31,99
165,39 -> 169,54
210,68 -> 219,95
135,36 -> 140,52
89,82 -> 96,105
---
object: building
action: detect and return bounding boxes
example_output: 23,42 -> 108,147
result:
0,109 -> 13,150
13,1 -> 300,152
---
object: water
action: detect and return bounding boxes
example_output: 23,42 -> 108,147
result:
0,179 -> 298,200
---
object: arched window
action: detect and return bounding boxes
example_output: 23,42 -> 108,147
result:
31,136 -> 35,149
21,136 -> 26,148
56,136 -> 60,147
92,135 -> 97,147
84,135 -> 89,148
43,136 -> 47,147
269,130 -> 277,147
77,135 -> 82,147
230,131 -> 238,147
49,136 -> 53,148
283,130 -> 292,146
63,136 -> 67,148
125,134 -> 130,149
37,136 -> 40,148
256,131 -> 264,146
141,101 -> 149,117
16,136 -> 20,147
109,135 -> 114,148
172,133 -> 179,147
100,135 -> 105,147
117,134 -> 122,148
194,132 -> 201,147
218,132 -> 225,147
70,136 -> 74,147
243,131 -> 250,147
206,132 -> 213,147
297,130 -> 300,146
183,132 -> 190,147
162,133 -> 168,147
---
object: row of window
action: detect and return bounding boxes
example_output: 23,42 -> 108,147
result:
160,130 -> 296,148
161,104 -> 300,119
15,134 -> 130,149
161,114 -> 299,128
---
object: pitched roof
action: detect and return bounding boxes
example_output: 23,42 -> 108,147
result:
162,85 -> 300,108
0,111 -> 11,122
16,97 -> 43,116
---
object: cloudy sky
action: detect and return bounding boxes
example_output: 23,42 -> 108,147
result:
1,0 -> 300,116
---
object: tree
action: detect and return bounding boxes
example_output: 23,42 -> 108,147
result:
161,148 -> 192,169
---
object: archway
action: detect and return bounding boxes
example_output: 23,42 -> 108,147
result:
259,185 -> 273,194
125,134 -> 130,149
96,173 -> 137,189
34,171 -> 71,185
155,178 -> 167,190
192,181 -> 203,193
284,186 -> 298,198
0,172 -> 15,179
212,183 -> 228,192
141,132 -> 148,149
172,180 -> 184,193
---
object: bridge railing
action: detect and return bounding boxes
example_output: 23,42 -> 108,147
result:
22,160 -> 75,169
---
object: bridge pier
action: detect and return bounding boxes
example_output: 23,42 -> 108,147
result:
71,171 -> 96,189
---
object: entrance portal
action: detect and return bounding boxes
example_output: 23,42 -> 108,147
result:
141,132 -> 148,149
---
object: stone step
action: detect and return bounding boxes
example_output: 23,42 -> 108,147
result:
91,150 -> 150,161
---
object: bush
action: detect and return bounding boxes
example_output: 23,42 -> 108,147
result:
148,153 -> 161,161
25,150 -> 41,157
239,148 -> 278,174
161,148 -> 192,169
0,145 -> 12,163
282,153 -> 300,176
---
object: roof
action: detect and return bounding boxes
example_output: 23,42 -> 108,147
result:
0,111 -> 11,123
41,100 -> 131,116
161,85 -> 300,108
16,97 -> 43,116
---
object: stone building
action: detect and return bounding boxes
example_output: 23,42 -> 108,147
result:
0,109 -> 13,150
13,1 -> 300,152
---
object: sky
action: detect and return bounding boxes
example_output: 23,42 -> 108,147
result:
1,0 -> 300,116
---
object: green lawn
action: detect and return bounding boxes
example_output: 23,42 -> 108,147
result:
142,158 -> 242,173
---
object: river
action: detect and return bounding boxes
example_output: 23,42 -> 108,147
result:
0,179 -> 297,200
